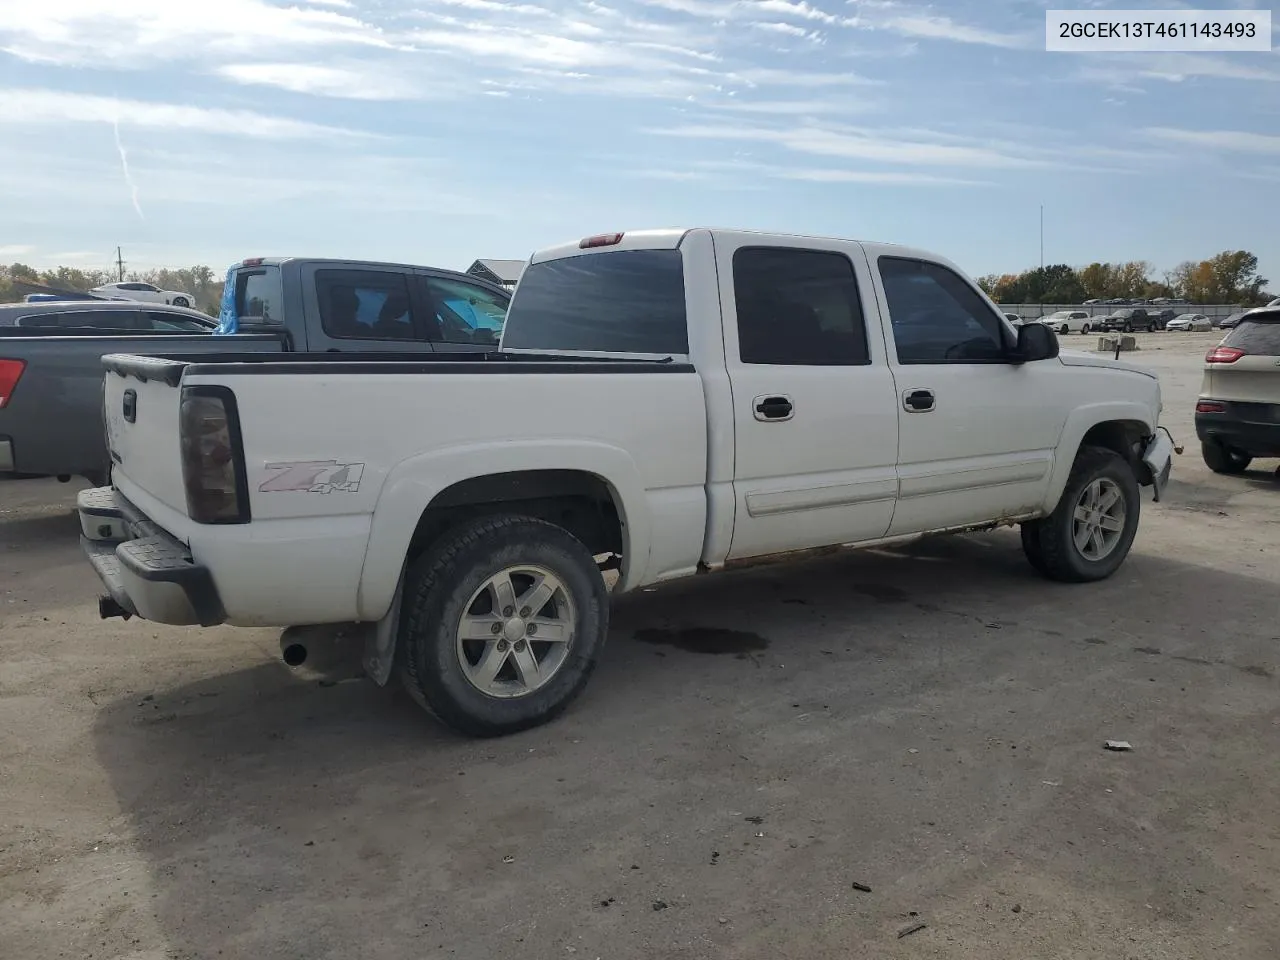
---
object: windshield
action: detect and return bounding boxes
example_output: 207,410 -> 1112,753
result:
501,249 -> 688,355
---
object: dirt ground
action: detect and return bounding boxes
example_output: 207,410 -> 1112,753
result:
2,331 -> 1277,960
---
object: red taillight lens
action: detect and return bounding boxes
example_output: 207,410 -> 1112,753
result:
1206,346 -> 1245,363
0,358 -> 26,409
241,257 -> 265,267
179,387 -> 249,524
579,233 -> 624,249
1196,401 -> 1226,413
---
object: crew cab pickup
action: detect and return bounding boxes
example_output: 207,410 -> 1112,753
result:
78,228 -> 1175,737
0,259 -> 511,484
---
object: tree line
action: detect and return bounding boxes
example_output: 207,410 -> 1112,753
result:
977,250 -> 1271,305
0,263 -> 224,315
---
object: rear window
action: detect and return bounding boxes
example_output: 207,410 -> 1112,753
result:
500,250 -> 688,355
1222,316 -> 1280,355
232,267 -> 283,325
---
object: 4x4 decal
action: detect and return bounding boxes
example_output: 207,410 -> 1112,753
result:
259,461 -> 365,494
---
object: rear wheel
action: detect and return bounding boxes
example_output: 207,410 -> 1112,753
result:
171,296 -> 191,308
397,514 -> 609,737
1024,446 -> 1140,583
1081,323 -> 1091,335
1201,439 -> 1251,475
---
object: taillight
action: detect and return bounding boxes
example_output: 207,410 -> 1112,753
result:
0,358 -> 26,408
179,386 -> 249,524
1206,346 -> 1245,363
1196,401 -> 1226,413
579,233 -> 624,249
241,257 -> 265,267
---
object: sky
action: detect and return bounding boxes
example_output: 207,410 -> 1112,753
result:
0,0 -> 1277,286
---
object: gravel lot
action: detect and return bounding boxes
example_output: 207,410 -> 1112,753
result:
3,331 -> 1278,960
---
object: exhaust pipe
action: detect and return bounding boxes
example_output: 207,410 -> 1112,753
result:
99,595 -> 132,620
280,636 -> 308,667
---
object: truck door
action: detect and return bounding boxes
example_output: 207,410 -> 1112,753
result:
713,233 -> 901,560
865,248 -> 1064,536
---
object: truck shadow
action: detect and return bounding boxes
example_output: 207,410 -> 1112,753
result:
88,530 -> 1280,959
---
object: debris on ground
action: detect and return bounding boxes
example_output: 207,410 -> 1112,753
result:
1104,740 -> 1133,751
502,855 -> 515,863
851,881 -> 872,893
745,815 -> 764,824
652,900 -> 668,911
1012,903 -> 1022,913
718,917 -> 728,924
897,921 -> 928,939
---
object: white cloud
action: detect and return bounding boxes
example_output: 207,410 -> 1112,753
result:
0,88 -> 368,140
649,121 -> 1049,168
0,244 -> 35,257
1145,127 -> 1280,154
877,14 -> 1030,49
750,0 -> 838,24
750,21 -> 822,39
217,62 -> 425,99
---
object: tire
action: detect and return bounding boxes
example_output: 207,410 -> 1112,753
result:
1028,446 -> 1141,583
1123,322 -> 1133,333
1020,521 -> 1049,575
1081,324 -> 1090,335
397,514 -> 609,737
1201,439 -> 1251,475
171,296 -> 191,308
1059,324 -> 1069,336
1146,323 -> 1155,333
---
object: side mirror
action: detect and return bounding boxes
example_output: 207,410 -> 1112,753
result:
1013,320 -> 1059,363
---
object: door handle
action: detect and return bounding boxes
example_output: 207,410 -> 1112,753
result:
903,388 -> 935,413
753,395 -> 794,422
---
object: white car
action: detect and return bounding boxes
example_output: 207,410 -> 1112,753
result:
1042,310 -> 1093,335
1167,313 -> 1212,332
92,281 -> 195,309
79,226 -> 1173,736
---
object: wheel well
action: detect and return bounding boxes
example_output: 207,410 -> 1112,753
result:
1080,419 -> 1151,481
407,470 -> 624,564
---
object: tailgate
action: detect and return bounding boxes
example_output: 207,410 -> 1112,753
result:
102,355 -> 190,514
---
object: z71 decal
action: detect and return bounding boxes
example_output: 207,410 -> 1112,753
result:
259,461 -> 366,494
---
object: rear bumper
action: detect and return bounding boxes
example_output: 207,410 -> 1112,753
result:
78,486 -> 226,626
1196,406 -> 1280,458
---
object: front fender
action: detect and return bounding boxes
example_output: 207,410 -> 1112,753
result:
1041,402 -> 1156,512
355,439 -> 649,621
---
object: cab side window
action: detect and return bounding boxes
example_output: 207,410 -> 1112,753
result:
317,270 -> 418,341
422,277 -> 510,346
878,257 -> 1008,364
732,247 -> 870,365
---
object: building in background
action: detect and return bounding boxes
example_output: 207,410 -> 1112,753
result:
466,259 -> 526,291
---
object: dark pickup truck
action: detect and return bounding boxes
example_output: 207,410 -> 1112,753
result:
1096,308 -> 1176,333
0,258 -> 512,484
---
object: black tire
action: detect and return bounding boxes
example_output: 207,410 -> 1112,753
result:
1020,521 -> 1049,575
1201,439 -> 1251,475
171,296 -> 191,308
1081,323 -> 1090,335
1059,324 -> 1069,336
1123,322 -> 1133,333
1029,446 -> 1141,583
397,514 -> 609,737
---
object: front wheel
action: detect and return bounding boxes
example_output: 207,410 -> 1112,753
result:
397,514 -> 609,737
1201,439 -> 1251,475
1022,446 -> 1140,583
1059,324 -> 1069,335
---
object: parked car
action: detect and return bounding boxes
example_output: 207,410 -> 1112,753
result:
1216,311 -> 1250,329
1196,307 -> 1280,473
92,281 -> 198,308
1097,308 -> 1151,333
1,260 -> 511,484
1003,312 -> 1023,325
1267,297 -> 1280,307
78,227 -> 1174,737
1166,313 -> 1213,332
1042,310 -> 1092,335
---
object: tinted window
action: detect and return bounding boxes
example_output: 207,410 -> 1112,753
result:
1223,317 -> 1280,355
234,267 -> 283,325
16,310 -> 144,330
732,247 -> 869,365
423,276 -> 509,346
317,270 -> 418,341
501,250 -> 688,355
145,311 -> 212,332
878,257 -> 1007,363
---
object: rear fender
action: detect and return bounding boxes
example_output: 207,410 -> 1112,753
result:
355,439 -> 647,621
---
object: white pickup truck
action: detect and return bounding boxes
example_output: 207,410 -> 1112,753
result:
79,228 -> 1175,736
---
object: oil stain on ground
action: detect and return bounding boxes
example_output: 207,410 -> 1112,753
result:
634,627 -> 770,655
